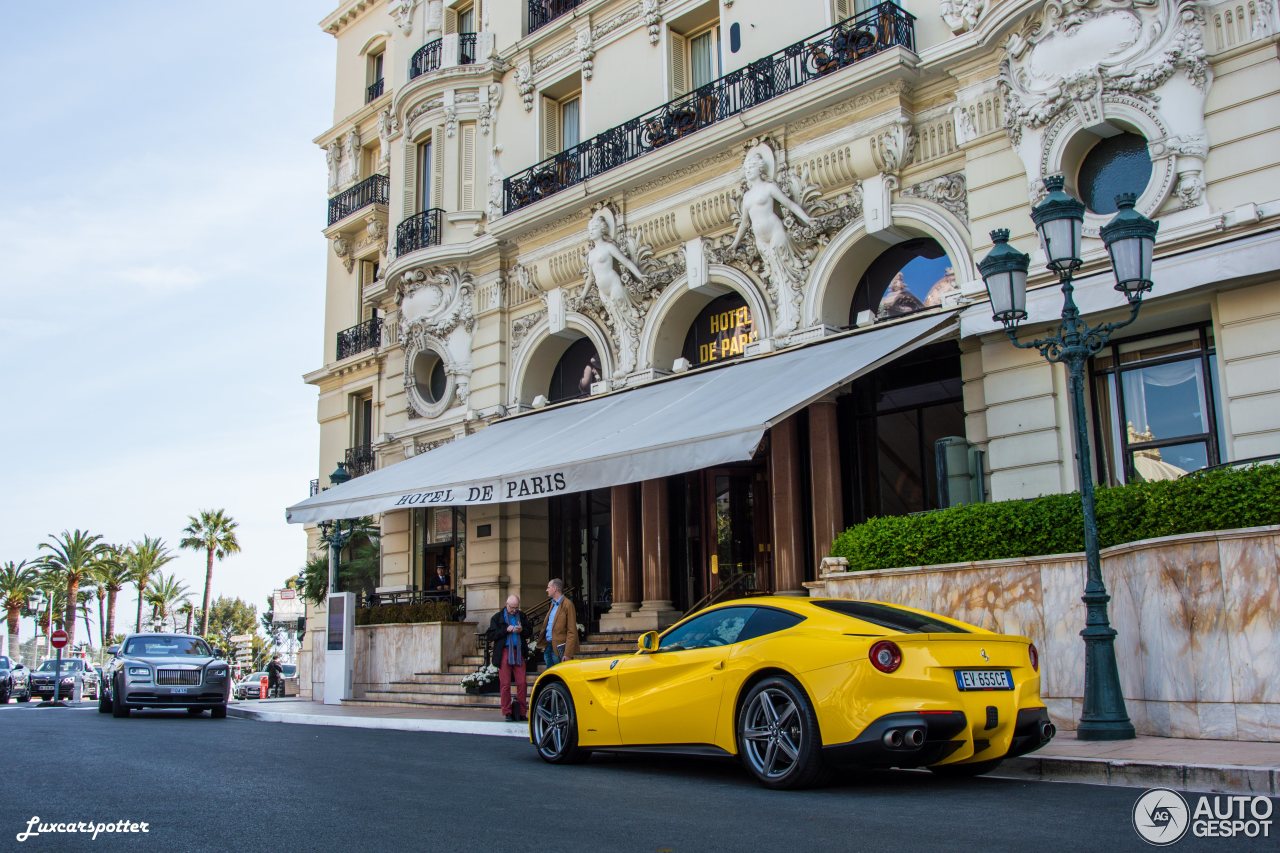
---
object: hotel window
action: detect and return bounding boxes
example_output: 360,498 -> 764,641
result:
418,136 -> 440,210
542,92 -> 581,156
366,48 -> 385,102
444,2 -> 475,33
688,25 -> 721,89
1091,326 -> 1224,485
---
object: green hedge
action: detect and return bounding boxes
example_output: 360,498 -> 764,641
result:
355,601 -> 458,625
830,463 -> 1280,572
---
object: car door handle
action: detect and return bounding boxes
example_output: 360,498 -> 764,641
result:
713,661 -> 725,670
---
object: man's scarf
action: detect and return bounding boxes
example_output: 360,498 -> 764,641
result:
504,610 -> 523,665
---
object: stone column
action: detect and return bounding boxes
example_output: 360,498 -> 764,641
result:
770,416 -> 806,595
599,483 -> 640,631
808,399 -> 844,564
636,478 -> 681,630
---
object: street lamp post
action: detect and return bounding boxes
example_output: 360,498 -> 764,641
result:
978,176 -> 1158,741
320,462 -> 354,595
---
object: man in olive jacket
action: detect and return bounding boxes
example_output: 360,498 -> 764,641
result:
487,595 -> 533,722
543,578 -> 579,667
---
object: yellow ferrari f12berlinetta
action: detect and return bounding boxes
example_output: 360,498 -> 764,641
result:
529,597 -> 1055,788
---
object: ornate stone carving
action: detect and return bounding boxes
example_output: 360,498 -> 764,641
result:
395,266 -> 476,340
643,0 -> 663,43
325,141 -> 341,193
534,43 -> 575,74
582,206 -> 648,377
389,0 -> 415,34
516,62 -> 535,111
444,105 -> 458,138
406,97 -> 444,127
506,261 -> 542,304
365,215 -> 388,261
377,108 -> 396,170
870,118 -> 916,176
332,237 -> 354,273
577,30 -> 596,80
592,2 -> 643,40
511,308 -> 547,353
342,128 -> 361,185
999,0 -> 1212,212
487,144 -> 504,221
902,172 -> 968,221
940,0 -> 985,34
480,83 -> 501,136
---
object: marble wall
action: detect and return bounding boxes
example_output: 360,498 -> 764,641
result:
350,621 -> 477,698
806,526 -> 1280,741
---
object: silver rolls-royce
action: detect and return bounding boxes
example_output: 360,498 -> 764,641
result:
101,634 -> 231,718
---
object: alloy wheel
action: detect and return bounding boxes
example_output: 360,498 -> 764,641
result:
741,687 -> 803,781
534,686 -> 570,760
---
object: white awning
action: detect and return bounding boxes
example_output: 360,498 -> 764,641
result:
286,311 -> 956,524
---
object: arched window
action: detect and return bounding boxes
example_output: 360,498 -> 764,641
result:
848,238 -> 955,325
1077,132 -> 1152,215
413,349 -> 448,404
547,337 -> 601,403
681,293 -> 757,368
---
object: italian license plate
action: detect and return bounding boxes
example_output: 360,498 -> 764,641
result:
954,669 -> 1013,691
171,687 -> 188,694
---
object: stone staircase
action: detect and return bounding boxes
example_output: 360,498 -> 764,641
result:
346,630 -> 646,712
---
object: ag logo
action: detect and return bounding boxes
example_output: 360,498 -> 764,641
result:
1133,788 -> 1190,845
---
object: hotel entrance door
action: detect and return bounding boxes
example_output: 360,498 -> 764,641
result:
705,467 -> 771,597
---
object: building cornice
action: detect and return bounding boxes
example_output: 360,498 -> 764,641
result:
319,0 -> 379,38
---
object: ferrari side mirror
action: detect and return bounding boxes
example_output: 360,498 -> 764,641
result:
637,631 -> 660,653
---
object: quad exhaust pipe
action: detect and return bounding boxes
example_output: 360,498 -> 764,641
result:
882,726 -> 926,749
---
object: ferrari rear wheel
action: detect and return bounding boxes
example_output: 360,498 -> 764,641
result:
532,682 -> 588,764
737,676 -> 827,790
929,758 -> 1003,778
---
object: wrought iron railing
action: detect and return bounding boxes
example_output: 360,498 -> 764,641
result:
366,78 -> 385,102
309,479 -> 320,497
528,0 -> 583,34
327,174 -> 389,226
504,4 -> 915,214
395,207 -> 444,256
458,32 -> 478,65
409,38 -> 443,79
685,571 -> 759,616
345,444 -> 376,478
336,315 -> 383,361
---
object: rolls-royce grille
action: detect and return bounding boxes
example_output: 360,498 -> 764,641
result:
156,669 -> 201,686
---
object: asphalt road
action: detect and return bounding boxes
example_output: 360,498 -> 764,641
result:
1,702 -> 1273,853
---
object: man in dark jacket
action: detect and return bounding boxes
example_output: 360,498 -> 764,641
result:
487,595 -> 532,722
267,655 -> 284,698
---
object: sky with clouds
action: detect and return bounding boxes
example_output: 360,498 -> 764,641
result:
0,2 -> 336,648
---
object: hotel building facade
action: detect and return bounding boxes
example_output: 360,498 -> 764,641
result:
293,0 -> 1280,699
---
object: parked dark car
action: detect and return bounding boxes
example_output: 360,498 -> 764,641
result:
101,633 -> 231,718
233,671 -> 269,700
29,658 -> 97,700
0,656 -> 32,703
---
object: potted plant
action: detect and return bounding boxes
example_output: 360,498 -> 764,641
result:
460,664 -> 499,694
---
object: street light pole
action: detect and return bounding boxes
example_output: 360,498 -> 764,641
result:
979,177 -> 1158,741
323,462 -> 354,595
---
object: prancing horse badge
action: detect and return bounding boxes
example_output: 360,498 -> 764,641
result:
610,659 -> 619,669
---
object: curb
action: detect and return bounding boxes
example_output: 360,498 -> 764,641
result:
226,705 -> 527,738
1001,755 -> 1279,796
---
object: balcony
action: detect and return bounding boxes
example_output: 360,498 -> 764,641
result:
528,0 -> 583,34
409,33 -> 479,81
366,78 -> 384,103
395,208 -> 444,256
504,3 -> 915,214
328,174 -> 389,226
345,444 -> 375,478
336,315 -> 383,361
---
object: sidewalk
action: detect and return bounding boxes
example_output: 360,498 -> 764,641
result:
228,699 -> 1279,796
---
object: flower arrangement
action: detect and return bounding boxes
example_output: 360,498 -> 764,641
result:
526,637 -> 539,657
460,665 -> 498,689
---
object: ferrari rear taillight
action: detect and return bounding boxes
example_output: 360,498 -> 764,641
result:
869,640 -> 902,673
1029,642 -> 1039,672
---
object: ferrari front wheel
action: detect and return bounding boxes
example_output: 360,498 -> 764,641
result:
532,682 -> 588,764
737,676 -> 827,789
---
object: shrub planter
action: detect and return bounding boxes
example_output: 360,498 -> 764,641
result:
464,681 -> 500,695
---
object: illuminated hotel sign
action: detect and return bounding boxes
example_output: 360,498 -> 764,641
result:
686,296 -> 757,367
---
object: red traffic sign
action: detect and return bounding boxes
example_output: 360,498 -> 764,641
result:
50,629 -> 69,649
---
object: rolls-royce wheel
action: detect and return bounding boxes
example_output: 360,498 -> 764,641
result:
0,684 -> 9,704
187,708 -> 205,716
111,677 -> 130,717
532,682 -> 588,764
98,691 -> 112,713
211,704 -> 227,719
737,676 -> 828,790
929,758 -> 1003,778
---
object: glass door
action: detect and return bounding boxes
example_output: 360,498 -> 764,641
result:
704,467 -> 770,595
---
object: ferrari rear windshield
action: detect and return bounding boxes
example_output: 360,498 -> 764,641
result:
813,601 -> 970,634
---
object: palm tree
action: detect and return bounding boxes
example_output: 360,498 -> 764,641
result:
127,536 -> 176,633
94,549 -> 132,647
36,571 -> 64,658
37,529 -> 107,650
0,560 -> 40,663
180,509 -> 241,636
178,601 -> 194,634
77,587 -> 96,650
146,572 -> 191,632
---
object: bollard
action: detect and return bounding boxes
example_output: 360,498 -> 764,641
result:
259,675 -> 269,699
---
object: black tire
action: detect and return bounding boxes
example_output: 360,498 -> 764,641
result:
736,676 -> 828,790
111,677 -> 130,717
0,684 -> 9,704
17,689 -> 30,703
929,758 -> 1003,778
211,704 -> 227,719
187,708 -> 205,716
531,682 -> 588,764
98,691 -> 112,714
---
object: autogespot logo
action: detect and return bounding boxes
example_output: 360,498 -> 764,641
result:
1133,788 -> 1190,846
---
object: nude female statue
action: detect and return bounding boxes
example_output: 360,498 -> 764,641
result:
584,208 -> 646,376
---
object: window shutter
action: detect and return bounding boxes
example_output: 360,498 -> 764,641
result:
669,32 -> 689,98
834,0 -> 852,21
443,8 -> 458,33
542,96 -> 561,157
460,123 -> 476,210
431,127 -> 446,208
403,140 -> 418,216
